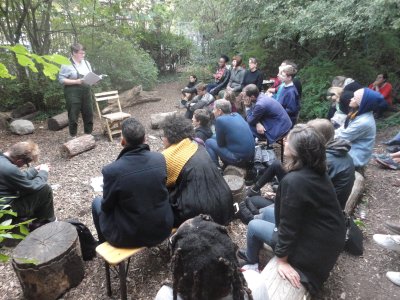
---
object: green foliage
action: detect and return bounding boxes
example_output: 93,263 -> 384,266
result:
179,64 -> 213,84
298,57 -> 344,120
0,200 -> 32,263
85,35 -> 158,91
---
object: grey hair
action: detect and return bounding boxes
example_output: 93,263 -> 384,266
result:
215,99 -> 232,114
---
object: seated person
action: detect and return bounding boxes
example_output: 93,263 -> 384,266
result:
192,109 -> 213,143
223,89 -> 239,112
91,118 -> 173,247
184,82 -> 214,119
335,88 -> 384,174
161,115 -> 233,226
247,119 -> 355,210
327,87 -> 353,128
238,125 -> 346,295
205,99 -> 255,168
242,57 -> 263,91
207,55 -> 231,97
218,55 -> 245,98
276,65 -> 300,126
155,215 -> 268,300
0,141 -> 55,227
369,73 -> 393,107
179,74 -> 198,107
244,84 -> 292,145
267,60 -> 302,101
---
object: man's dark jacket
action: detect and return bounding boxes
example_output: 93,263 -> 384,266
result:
99,144 -> 174,247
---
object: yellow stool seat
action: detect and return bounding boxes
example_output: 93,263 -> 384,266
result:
96,242 -> 144,266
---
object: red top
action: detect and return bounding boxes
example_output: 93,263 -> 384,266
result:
368,82 -> 393,106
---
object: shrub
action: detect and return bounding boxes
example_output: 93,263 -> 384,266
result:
298,58 -> 344,121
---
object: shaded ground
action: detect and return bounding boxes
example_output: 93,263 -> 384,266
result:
0,81 -> 399,300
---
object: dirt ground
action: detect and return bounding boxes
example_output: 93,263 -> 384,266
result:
0,81 -> 399,300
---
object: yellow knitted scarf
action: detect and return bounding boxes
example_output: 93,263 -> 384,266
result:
162,138 -> 198,187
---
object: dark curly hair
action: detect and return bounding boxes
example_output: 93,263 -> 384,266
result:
161,115 -> 194,145
169,215 -> 252,300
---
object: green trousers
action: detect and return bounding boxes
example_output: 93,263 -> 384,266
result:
10,184 -> 55,221
64,84 -> 93,136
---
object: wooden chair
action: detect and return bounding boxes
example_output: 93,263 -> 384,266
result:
94,91 -> 131,142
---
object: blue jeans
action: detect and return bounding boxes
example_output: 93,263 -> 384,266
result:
246,205 -> 276,263
205,138 -> 249,167
91,196 -> 105,243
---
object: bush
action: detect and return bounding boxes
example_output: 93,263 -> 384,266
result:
298,58 -> 344,121
86,36 -> 158,92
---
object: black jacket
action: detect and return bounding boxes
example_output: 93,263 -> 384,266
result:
211,68 -> 231,95
169,146 -> 234,226
274,168 -> 346,295
99,144 -> 174,247
326,138 -> 355,209
195,126 -> 213,142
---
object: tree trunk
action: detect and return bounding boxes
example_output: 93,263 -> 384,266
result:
12,222 -> 84,300
47,112 -> 69,131
344,171 -> 365,215
101,86 -> 162,114
60,134 -> 96,158
223,175 -> 245,204
150,111 -> 177,129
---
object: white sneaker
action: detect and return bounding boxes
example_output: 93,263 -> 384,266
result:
373,234 -> 400,253
386,271 -> 400,286
241,263 -> 260,273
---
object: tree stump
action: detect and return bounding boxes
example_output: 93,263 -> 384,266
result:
223,165 -> 247,178
48,112 -> 69,131
11,101 -> 36,118
12,221 -> 84,300
223,174 -> 246,204
261,257 -> 311,300
61,134 -> 96,158
150,111 -> 177,129
344,171 -> 365,215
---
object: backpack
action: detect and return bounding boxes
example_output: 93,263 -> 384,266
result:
343,213 -> 363,256
67,219 -> 98,261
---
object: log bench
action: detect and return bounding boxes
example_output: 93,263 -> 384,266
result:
95,228 -> 177,300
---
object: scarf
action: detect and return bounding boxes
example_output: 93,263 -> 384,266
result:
162,138 -> 198,187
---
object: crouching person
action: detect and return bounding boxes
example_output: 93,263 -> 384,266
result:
92,118 -> 173,247
0,141 -> 55,227
161,115 -> 233,227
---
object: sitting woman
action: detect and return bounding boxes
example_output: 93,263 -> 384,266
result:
155,215 -> 268,300
192,109 -> 213,143
161,115 -> 233,227
335,88 -> 384,174
239,124 -> 346,296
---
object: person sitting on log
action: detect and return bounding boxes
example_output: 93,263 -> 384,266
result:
244,84 -> 292,145
161,115 -> 233,227
155,215 -> 269,300
238,124 -> 346,296
91,117 -> 174,247
184,83 -> 215,120
369,73 -> 393,107
178,74 -> 198,108
335,88 -> 385,175
207,55 -> 231,97
218,55 -> 246,99
192,109 -> 213,143
0,141 -> 55,228
245,119 -> 354,216
205,99 -> 255,169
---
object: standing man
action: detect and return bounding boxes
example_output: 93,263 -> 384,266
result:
91,118 -> 174,247
205,99 -> 255,168
59,43 -> 94,138
0,141 -> 55,225
244,84 -> 292,145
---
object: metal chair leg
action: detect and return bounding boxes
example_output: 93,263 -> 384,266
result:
119,261 -> 127,300
105,262 -> 112,296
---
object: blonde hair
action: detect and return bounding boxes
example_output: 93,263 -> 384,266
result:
307,118 -> 335,144
9,141 -> 39,163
